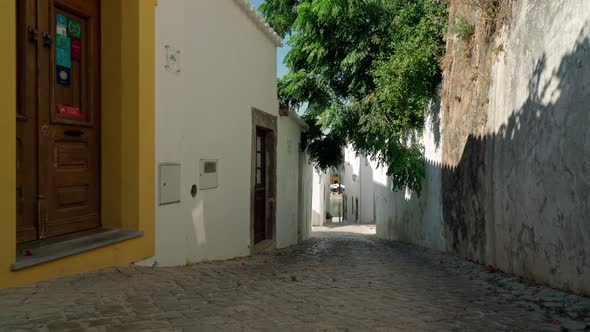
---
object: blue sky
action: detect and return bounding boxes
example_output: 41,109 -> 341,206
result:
250,0 -> 290,78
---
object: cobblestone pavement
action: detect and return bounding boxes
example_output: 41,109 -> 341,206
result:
1,224 -> 589,331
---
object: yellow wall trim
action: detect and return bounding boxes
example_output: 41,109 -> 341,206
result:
0,0 -> 17,276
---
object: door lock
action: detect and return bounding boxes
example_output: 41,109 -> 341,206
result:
41,125 -> 48,136
42,32 -> 52,48
27,26 -> 38,44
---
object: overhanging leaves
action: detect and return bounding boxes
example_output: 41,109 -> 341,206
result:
262,0 -> 448,193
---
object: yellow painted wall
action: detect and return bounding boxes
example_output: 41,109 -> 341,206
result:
0,0 -> 155,288
0,0 -> 18,278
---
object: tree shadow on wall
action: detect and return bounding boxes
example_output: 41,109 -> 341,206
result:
441,25 -> 590,292
425,90 -> 443,150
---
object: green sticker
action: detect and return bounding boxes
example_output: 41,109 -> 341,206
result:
56,35 -> 70,50
68,20 -> 81,39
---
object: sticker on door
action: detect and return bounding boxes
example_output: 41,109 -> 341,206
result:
57,104 -> 81,117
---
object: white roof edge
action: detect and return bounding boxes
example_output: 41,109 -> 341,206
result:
232,0 -> 284,47
290,111 -> 309,130
284,109 -> 309,130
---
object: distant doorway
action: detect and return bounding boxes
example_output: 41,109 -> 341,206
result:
355,197 -> 359,222
342,194 -> 347,222
250,109 -> 277,253
253,128 -> 268,243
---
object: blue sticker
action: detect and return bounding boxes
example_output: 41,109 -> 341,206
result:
56,66 -> 71,85
56,14 -> 68,27
56,48 -> 71,68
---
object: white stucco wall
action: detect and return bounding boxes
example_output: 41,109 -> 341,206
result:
311,170 -> 330,226
144,0 -> 282,266
277,116 -> 309,248
359,157 -> 375,224
298,151 -> 314,241
342,148 -> 377,224
342,147 -> 361,223
338,102 -> 444,249
375,104 -> 446,252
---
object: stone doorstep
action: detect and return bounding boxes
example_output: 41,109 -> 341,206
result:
253,239 -> 275,254
11,228 -> 144,271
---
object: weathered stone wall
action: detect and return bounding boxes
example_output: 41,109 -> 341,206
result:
378,0 -> 590,295
442,0 -> 590,294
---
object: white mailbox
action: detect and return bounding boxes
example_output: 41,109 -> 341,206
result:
199,159 -> 218,190
159,163 -> 181,205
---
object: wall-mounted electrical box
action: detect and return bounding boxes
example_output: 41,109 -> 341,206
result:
159,163 -> 181,205
199,159 -> 218,190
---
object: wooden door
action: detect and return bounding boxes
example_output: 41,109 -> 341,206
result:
254,129 -> 267,244
17,0 -> 101,243
16,0 -> 40,243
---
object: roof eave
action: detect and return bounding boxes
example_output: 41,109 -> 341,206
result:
232,0 -> 284,47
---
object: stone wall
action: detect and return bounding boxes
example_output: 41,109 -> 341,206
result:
498,0 -> 587,294
378,0 -> 590,295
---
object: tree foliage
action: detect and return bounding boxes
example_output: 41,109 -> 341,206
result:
261,0 -> 448,193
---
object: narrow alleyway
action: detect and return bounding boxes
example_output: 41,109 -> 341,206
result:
1,226 -> 589,331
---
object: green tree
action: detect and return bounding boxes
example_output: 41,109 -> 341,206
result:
261,0 -> 447,193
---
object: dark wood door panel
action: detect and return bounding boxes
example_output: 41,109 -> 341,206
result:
55,0 -> 99,16
44,214 -> 100,238
16,0 -> 40,244
51,7 -> 99,127
17,0 -> 101,243
38,0 -> 101,239
254,129 -> 267,244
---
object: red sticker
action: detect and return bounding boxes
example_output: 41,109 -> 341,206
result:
71,39 -> 81,61
57,104 -> 81,117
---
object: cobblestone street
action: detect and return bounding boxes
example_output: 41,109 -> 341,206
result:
1,225 -> 589,331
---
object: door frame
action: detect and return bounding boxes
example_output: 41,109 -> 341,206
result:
250,108 -> 277,254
